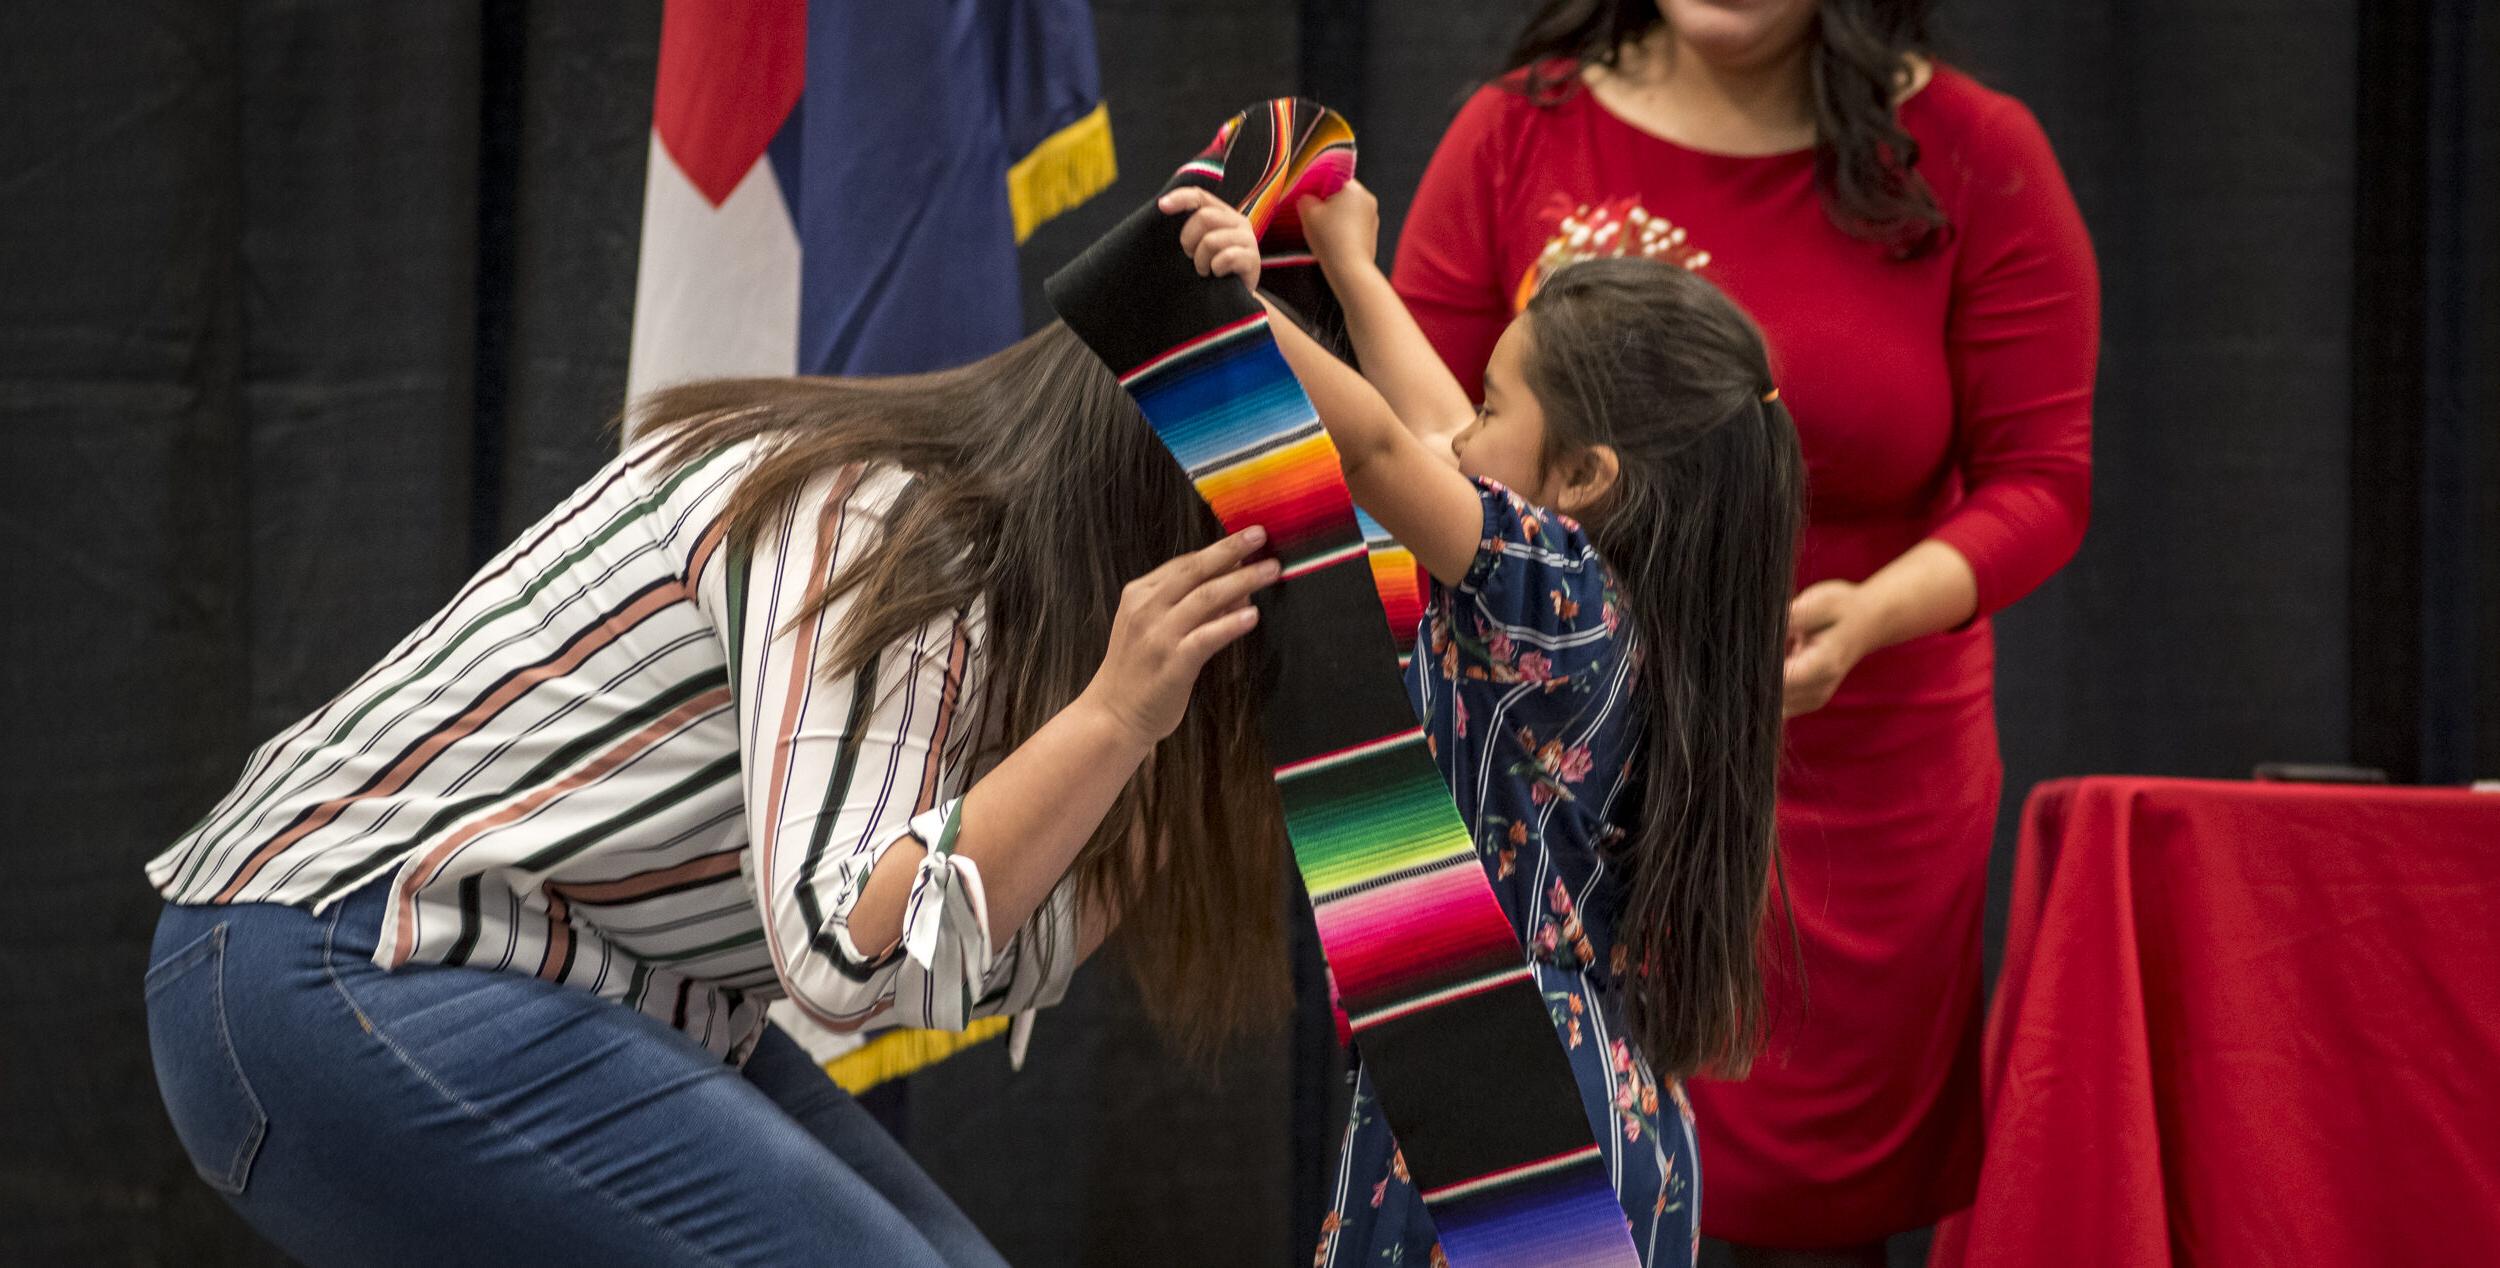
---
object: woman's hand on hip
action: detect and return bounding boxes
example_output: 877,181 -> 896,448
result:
1078,525 -> 1279,747
1783,579 -> 1872,718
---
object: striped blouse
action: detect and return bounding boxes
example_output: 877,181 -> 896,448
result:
145,435 -> 1078,1062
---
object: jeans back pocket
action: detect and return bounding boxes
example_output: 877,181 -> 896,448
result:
145,923 -> 268,1195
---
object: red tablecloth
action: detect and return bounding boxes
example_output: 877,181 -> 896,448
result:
1931,776 -> 2500,1267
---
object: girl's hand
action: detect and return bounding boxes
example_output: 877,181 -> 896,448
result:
1159,188 -> 1263,293
1782,580 -> 1872,718
1078,525 -> 1279,747
1297,179 -> 1379,275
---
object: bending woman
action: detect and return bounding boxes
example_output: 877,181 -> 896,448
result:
140,324 -> 1287,1267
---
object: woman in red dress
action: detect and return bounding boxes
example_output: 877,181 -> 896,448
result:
1390,2 -> 2096,1263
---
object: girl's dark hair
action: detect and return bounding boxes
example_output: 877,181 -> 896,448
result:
1520,257 -> 1801,1078
632,324 -> 1289,1064
1506,0 -> 1948,258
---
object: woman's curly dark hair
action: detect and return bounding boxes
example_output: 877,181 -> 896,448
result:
1506,0 -> 1948,259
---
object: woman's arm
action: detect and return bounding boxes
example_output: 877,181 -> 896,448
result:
730,473 -> 1277,1029
1782,543 -> 1978,716
834,677 -> 1148,958
1925,97 -> 2097,617
1783,96 -> 2096,717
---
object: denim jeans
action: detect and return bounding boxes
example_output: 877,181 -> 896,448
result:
144,878 -> 1008,1267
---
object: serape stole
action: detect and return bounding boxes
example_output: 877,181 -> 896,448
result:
1045,100 -> 1642,1268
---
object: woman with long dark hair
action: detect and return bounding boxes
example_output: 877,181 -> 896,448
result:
1391,1 -> 2098,1263
139,324 -> 1288,1266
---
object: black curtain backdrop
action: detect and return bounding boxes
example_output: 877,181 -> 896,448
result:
3,2 -> 2492,1265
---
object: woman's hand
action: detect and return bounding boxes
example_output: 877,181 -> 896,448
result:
1783,579 -> 1873,718
1160,188 -> 1264,293
1297,178 -> 1379,275
1078,525 -> 1279,747
1783,543 -> 1981,717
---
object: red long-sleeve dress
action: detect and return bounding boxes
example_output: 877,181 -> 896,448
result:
1392,65 -> 2097,1246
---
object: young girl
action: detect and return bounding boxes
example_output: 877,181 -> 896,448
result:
1161,180 -> 1803,1268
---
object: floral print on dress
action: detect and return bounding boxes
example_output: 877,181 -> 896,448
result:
1512,193 -> 1715,312
1317,479 -> 1697,1268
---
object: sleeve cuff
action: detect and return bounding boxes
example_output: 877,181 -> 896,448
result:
887,801 -> 996,1031
817,799 -> 1080,1034
1456,478 -> 1512,595
819,826 -> 929,971
1926,517 -> 2012,623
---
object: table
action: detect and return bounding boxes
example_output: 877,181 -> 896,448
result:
1930,776 -> 2500,1267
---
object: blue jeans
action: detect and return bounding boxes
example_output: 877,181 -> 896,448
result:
144,879 -> 1007,1267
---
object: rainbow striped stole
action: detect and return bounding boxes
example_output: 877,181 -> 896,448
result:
1046,100 -> 1641,1268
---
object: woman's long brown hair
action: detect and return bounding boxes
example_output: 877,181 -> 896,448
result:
634,323 -> 1289,1062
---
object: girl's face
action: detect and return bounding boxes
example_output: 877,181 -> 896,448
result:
1660,0 -> 1819,70
1452,318 -> 1560,506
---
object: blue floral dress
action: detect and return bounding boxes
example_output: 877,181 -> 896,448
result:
1315,479 -> 1698,1268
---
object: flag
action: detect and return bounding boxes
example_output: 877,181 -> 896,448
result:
627,0 -> 1116,1084
627,0 -> 806,399
630,0 -> 1115,398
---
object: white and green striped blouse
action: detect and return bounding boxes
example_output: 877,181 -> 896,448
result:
146,436 -> 1077,1062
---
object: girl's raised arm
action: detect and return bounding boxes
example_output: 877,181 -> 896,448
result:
1164,187 -> 1484,586
1295,182 -> 1477,462
1259,298 -> 1483,588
